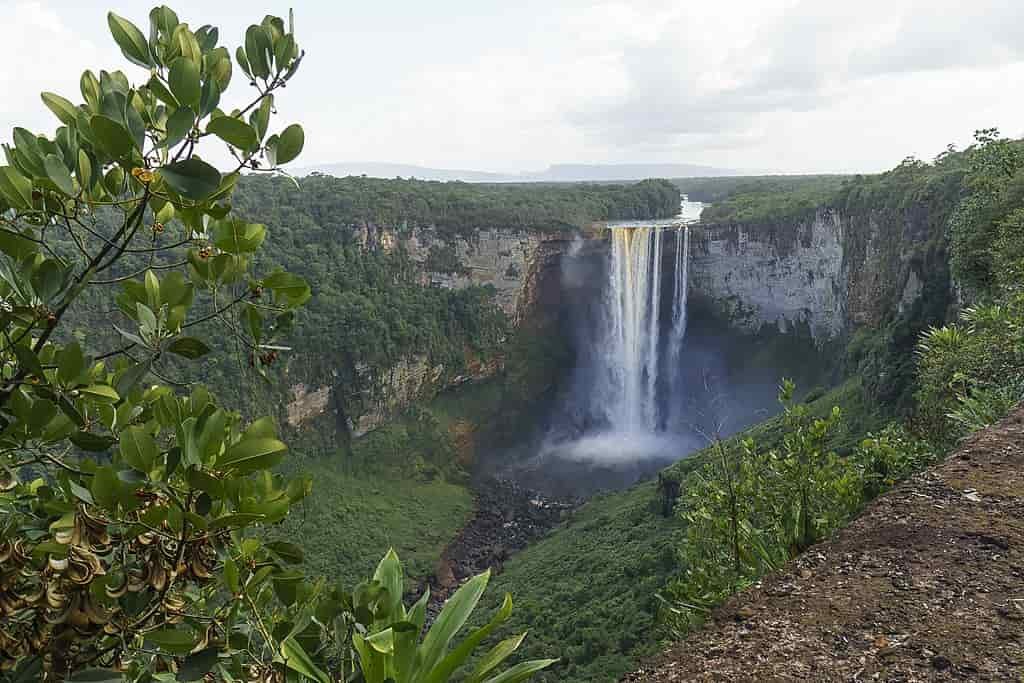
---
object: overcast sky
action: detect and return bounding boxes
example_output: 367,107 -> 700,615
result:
2,0 -> 1023,174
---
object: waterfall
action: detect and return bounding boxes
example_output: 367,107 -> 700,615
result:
669,226 -> 690,368
599,225 -> 688,433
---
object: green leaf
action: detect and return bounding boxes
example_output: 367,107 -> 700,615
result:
79,385 -> 120,403
56,342 -> 85,385
263,270 -> 311,307
428,592 -> 515,683
480,659 -> 559,683
212,219 -> 265,254
418,570 -> 491,677
67,669 -> 123,683
13,345 -> 45,380
158,158 -> 221,200
0,166 -> 33,209
280,637 -> 331,683
223,555 -> 240,593
76,422 -> 108,447
115,359 -> 152,396
90,466 -> 121,510
265,540 -> 304,564
373,548 -> 404,622
274,124 -> 304,165
43,154 -> 74,195
216,437 -> 287,473
147,74 -> 179,108
120,426 -> 158,473
177,648 -> 219,682
244,25 -> 272,80
168,58 -> 201,109
41,92 -> 77,126
90,115 -> 137,159
466,633 -> 527,683
166,336 -> 211,359
206,116 -> 257,152
165,106 -> 195,149
146,627 -> 197,655
108,12 -> 152,68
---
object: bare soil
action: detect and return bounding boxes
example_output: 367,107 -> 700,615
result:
625,408 -> 1024,682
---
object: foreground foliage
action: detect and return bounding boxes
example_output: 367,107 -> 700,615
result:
0,5 -> 551,682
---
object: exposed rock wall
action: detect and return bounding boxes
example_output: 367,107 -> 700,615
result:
688,207 -> 948,340
285,225 -> 569,436
690,211 -> 845,339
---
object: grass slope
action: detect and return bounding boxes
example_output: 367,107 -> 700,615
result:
273,457 -> 474,588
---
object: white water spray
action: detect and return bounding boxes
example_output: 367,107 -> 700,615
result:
599,224 -> 689,433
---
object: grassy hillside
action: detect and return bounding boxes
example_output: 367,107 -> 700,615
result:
271,459 -> 474,587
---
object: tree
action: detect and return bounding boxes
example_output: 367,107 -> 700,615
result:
0,6 -> 314,680
0,7 -> 553,682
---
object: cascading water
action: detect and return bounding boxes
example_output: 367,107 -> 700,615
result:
598,225 -> 689,434
511,199 -> 703,494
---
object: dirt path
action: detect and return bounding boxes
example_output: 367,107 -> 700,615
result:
625,408 -> 1024,682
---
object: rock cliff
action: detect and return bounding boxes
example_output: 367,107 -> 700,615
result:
689,206 -> 951,340
286,224 -> 569,436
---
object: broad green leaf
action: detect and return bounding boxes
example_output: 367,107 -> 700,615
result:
216,437 -> 287,473
80,71 -> 101,111
168,58 -> 201,109
223,555 -> 240,593
145,627 -> 197,655
79,385 -> 120,403
13,345 -> 45,380
206,116 -> 257,151
76,150 -> 93,190
480,659 -> 559,683
212,219 -> 265,254
166,336 -> 211,359
120,426 -> 158,473
263,270 -> 311,307
244,25 -> 271,79
242,416 -> 276,440
56,341 -> 85,385
41,92 -> 77,126
418,570 -> 491,677
373,548 -> 404,622
274,123 -> 304,165
43,154 -> 74,195
165,106 -> 195,149
280,637 -> 331,683
147,74 -> 179,108
90,466 -> 121,510
90,115 -> 137,158
0,166 -> 33,209
466,633 -> 527,683
158,158 -> 221,200
428,593 -> 515,683
265,540 -> 304,564
108,12 -> 152,68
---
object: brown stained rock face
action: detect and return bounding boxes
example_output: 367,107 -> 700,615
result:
624,408 -> 1024,682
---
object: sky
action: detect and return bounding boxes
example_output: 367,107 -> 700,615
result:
1,0 -> 1023,175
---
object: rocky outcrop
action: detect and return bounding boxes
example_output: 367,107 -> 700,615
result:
285,225 -> 570,436
688,207 -> 949,340
690,211 -> 845,339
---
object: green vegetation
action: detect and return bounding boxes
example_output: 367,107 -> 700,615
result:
0,6 -> 555,682
236,174 -> 680,240
674,175 -> 849,223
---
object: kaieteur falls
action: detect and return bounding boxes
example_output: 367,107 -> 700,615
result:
538,201 -> 698,481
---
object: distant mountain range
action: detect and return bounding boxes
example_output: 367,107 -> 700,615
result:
296,162 -> 740,183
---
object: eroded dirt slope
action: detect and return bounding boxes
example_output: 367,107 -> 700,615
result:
626,408 -> 1024,682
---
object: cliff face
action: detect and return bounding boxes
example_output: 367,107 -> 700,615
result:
286,225 -> 569,436
689,206 -> 950,340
